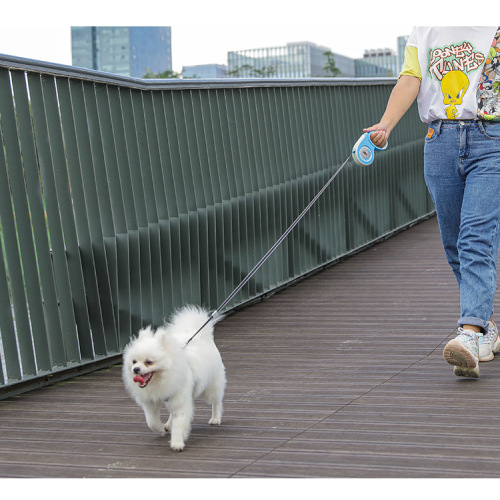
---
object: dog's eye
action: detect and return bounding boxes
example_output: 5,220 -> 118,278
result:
132,360 -> 137,364
145,360 -> 153,366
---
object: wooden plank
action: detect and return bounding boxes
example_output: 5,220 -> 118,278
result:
1,217 -> 500,478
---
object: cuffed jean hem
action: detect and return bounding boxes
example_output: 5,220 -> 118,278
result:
458,317 -> 490,333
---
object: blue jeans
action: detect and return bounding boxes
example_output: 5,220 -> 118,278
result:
424,120 -> 500,332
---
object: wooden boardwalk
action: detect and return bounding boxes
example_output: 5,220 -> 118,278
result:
1,216 -> 500,478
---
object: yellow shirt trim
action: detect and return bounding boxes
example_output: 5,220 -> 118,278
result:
399,46 -> 422,81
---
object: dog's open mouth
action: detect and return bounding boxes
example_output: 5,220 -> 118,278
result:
133,372 -> 155,388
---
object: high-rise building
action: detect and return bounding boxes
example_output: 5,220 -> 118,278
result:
227,41 -> 355,78
71,27 -> 172,78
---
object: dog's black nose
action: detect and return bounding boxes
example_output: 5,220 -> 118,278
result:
133,367 -> 141,374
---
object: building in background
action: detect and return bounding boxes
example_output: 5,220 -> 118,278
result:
71,26 -> 172,78
182,64 -> 228,78
355,48 -> 399,77
355,36 -> 408,78
397,35 -> 409,70
71,27 -> 406,80
227,41 -> 355,78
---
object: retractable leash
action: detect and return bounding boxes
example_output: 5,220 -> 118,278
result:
352,131 -> 388,166
183,132 -> 388,348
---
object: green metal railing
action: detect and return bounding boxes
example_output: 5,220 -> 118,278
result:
0,55 -> 432,396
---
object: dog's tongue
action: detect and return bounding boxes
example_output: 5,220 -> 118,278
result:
133,374 -> 145,385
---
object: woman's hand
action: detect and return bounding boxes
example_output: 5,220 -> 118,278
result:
363,127 -> 390,148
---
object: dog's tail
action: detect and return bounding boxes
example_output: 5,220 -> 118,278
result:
168,304 -> 224,341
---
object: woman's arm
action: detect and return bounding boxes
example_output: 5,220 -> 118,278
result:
364,75 -> 421,147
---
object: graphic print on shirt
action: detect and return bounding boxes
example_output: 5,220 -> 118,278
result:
428,41 -> 486,119
477,29 -> 500,120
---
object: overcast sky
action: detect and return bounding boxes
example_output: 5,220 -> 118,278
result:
0,1 -> 481,73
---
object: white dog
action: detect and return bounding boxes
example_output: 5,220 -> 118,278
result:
122,305 -> 226,451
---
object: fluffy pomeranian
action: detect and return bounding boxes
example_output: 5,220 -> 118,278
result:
122,305 -> 226,451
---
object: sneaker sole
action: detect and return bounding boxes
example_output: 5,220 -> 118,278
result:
453,366 -> 479,378
443,339 -> 479,378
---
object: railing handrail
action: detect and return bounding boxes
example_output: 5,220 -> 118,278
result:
0,53 -> 397,90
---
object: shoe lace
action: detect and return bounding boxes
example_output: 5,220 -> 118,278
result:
456,327 -> 480,346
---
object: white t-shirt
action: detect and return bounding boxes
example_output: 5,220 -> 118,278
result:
404,26 -> 498,122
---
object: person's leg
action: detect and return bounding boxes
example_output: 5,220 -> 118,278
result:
424,122 -> 479,377
425,121 -> 500,377
424,121 -> 464,286
462,121 -> 500,363
456,121 -> 500,331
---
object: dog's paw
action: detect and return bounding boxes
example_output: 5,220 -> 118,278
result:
170,439 -> 185,452
208,417 -> 222,425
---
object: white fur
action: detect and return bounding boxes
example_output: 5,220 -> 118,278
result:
122,305 -> 226,451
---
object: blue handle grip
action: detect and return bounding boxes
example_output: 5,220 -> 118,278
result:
352,132 -> 388,166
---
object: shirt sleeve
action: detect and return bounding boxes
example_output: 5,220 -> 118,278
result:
399,45 -> 422,80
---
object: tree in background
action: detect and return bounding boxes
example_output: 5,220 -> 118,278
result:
227,64 -> 278,78
323,51 -> 341,77
143,68 -> 182,79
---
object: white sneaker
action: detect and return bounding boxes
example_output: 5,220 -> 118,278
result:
443,328 -> 480,378
479,321 -> 500,362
